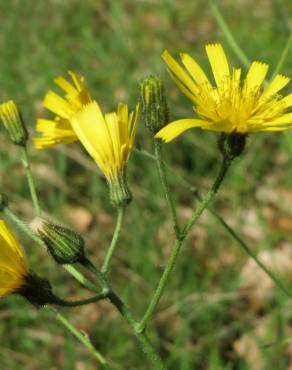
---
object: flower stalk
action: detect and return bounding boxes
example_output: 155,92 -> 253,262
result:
47,307 -> 109,369
101,206 -> 125,274
138,153 -> 232,333
82,259 -> 166,370
20,146 -> 41,216
154,139 -> 181,238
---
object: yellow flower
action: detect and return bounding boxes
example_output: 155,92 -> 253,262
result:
33,71 -> 139,179
34,71 -> 139,206
71,100 -> 139,182
0,220 -> 27,297
156,43 -> 292,142
33,71 -> 92,148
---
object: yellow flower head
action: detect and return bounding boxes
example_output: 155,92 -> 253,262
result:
0,220 -> 27,297
33,71 -> 92,148
34,71 -> 139,206
156,43 -> 292,142
71,100 -> 139,182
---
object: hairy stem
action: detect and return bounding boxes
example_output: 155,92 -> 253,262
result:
84,260 -> 166,370
53,290 -> 109,307
137,238 -> 183,332
101,206 -> 125,274
182,156 -> 231,237
211,212 -> 292,298
138,156 -> 232,332
20,146 -> 41,216
154,139 -> 181,238
47,307 -> 109,368
136,146 -> 292,299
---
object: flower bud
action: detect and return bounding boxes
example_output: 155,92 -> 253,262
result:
31,218 -> 85,264
0,100 -> 28,146
140,75 -> 169,134
218,133 -> 246,160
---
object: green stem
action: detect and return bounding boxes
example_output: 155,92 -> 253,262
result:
53,290 -> 109,307
101,206 -> 125,273
182,156 -> 231,238
46,306 -> 109,369
20,146 -> 41,216
208,0 -> 250,69
80,257 -> 109,292
154,139 -> 180,238
137,238 -> 183,333
138,156 -> 232,332
63,265 -> 100,293
83,260 -> 166,370
108,291 -> 166,370
210,211 -> 292,298
3,207 -> 100,293
135,147 -> 292,298
134,147 -> 194,191
271,33 -> 292,79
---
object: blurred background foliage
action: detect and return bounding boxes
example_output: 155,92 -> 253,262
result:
0,0 -> 292,369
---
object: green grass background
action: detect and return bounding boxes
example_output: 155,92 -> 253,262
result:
0,0 -> 292,369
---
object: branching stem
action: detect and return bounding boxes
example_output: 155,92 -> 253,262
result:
137,155 -> 232,333
47,307 -> 109,368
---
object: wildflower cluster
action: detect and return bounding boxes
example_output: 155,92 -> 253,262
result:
0,42 -> 291,370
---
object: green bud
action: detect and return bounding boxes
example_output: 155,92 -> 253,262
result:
18,273 -> 56,307
108,171 -> 132,208
31,218 -> 85,264
140,75 -> 169,134
0,100 -> 28,146
218,133 -> 246,160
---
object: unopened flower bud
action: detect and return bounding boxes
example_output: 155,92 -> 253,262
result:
140,75 -> 169,134
218,133 -> 246,160
31,218 -> 85,264
0,100 -> 28,146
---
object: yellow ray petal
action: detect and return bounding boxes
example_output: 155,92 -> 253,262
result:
260,74 -> 290,101
54,76 -> 77,96
129,104 -> 139,146
168,71 -> 197,103
71,101 -> 114,174
0,221 -> 24,258
117,103 -> 129,145
68,71 -> 84,91
34,118 -> 77,148
244,62 -> 269,94
105,112 -> 121,167
43,91 -> 73,119
155,119 -> 207,142
205,44 -> 230,87
264,112 -> 292,126
0,220 -> 27,286
280,93 -> 292,108
161,50 -> 199,94
180,53 -> 211,89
